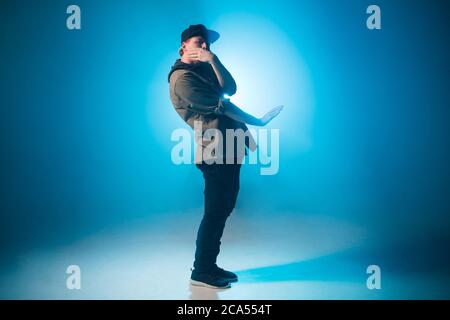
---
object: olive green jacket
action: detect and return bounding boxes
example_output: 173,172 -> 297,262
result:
168,60 -> 256,163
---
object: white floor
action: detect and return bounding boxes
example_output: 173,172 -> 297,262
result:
1,208 -> 448,299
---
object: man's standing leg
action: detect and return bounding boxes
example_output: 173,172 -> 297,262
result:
190,162 -> 241,288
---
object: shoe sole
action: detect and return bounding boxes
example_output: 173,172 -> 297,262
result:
190,279 -> 231,289
220,276 -> 238,283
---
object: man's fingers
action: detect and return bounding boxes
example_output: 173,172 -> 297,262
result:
269,109 -> 282,116
266,106 -> 283,120
269,105 -> 283,113
186,48 -> 201,53
187,50 -> 200,58
270,106 -> 283,117
274,105 -> 284,111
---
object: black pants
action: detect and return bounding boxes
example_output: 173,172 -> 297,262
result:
193,162 -> 242,273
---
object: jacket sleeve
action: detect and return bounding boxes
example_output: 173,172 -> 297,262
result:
173,72 -> 225,116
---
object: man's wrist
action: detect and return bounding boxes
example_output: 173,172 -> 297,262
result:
208,53 -> 219,64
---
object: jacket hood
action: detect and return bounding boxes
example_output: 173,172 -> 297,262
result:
167,59 -> 213,82
168,59 -> 195,82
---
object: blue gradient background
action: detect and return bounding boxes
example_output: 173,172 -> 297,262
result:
0,0 -> 449,298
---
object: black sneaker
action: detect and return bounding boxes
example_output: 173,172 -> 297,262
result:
190,270 -> 231,289
214,266 -> 238,282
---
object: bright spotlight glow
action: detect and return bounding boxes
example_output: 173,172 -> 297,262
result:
147,14 -> 315,155
209,13 -> 315,151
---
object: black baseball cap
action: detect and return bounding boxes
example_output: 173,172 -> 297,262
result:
180,24 -> 220,44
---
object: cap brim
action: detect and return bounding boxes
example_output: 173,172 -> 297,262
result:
207,29 -> 220,44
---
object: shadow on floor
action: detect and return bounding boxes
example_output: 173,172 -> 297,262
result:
234,249 -> 368,284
